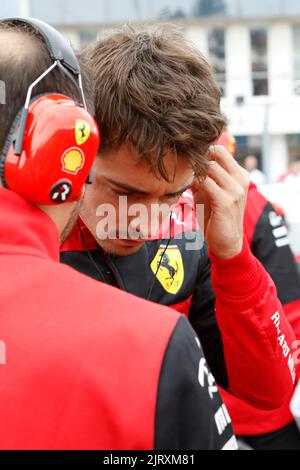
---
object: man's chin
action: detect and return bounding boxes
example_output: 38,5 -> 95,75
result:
98,238 -> 146,256
60,202 -> 82,246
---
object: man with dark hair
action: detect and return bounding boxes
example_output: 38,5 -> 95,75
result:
62,25 -> 297,412
217,131 -> 300,449
222,182 -> 300,449
0,19 -> 236,450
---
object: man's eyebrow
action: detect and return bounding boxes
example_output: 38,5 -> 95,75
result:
105,178 -> 150,195
105,177 -> 192,197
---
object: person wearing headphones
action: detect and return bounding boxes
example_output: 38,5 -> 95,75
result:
218,131 -> 300,450
61,25 -> 297,415
0,17 -> 236,450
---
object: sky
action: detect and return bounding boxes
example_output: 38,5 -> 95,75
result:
1,0 -> 300,25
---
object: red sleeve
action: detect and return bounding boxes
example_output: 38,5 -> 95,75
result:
210,236 -> 297,410
283,300 -> 300,379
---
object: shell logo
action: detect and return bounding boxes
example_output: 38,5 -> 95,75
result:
61,148 -> 85,175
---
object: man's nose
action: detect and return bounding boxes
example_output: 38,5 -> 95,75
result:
128,202 -> 171,239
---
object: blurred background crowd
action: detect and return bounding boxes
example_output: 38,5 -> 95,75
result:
2,0 -> 300,258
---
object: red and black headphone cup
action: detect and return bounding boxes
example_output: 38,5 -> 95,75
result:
0,17 -> 100,206
1,93 -> 100,206
0,93 -> 49,188
0,107 -> 24,189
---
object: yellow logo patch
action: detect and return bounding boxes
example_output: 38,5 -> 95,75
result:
151,245 -> 184,295
75,119 -> 91,146
62,148 -> 85,175
228,135 -> 236,155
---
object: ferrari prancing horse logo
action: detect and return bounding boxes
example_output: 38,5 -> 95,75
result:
151,245 -> 184,295
75,119 -> 91,146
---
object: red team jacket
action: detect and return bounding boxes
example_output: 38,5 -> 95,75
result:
221,183 -> 300,436
0,187 -> 238,450
61,190 -> 297,418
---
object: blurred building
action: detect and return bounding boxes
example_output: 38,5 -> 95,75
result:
3,0 -> 300,181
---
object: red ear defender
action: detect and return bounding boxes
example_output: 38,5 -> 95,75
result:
216,130 -> 237,158
2,94 -> 100,205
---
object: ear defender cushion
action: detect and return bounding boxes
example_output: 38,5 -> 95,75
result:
0,108 -> 24,188
2,94 -> 100,205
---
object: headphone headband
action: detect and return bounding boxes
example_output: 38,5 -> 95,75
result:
0,16 -> 99,204
1,16 -> 80,76
0,16 -> 88,156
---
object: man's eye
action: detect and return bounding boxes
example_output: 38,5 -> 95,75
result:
165,192 -> 184,201
111,188 -> 131,197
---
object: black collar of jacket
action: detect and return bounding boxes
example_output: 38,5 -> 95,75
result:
103,245 -> 153,299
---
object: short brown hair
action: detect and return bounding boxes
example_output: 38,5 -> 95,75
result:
83,24 -> 226,180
